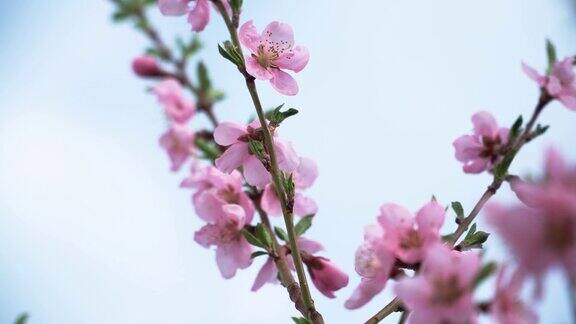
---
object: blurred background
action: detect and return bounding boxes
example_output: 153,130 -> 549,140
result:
1,0 -> 575,323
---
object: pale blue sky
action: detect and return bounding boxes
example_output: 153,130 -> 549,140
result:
1,0 -> 575,323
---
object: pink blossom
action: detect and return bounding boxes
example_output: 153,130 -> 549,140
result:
194,204 -> 253,278
181,166 -> 254,223
261,157 -> 318,217
378,201 -> 445,264
159,123 -> 195,172
152,79 -> 195,123
132,55 -> 164,78
523,57 -> 576,110
158,0 -> 231,32
394,244 -> 480,324
490,266 -> 538,324
239,20 -> 309,96
453,111 -> 509,174
345,225 -> 395,309
214,121 -> 299,188
486,190 -> 576,295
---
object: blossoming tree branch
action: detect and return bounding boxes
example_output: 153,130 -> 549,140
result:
108,0 -> 576,323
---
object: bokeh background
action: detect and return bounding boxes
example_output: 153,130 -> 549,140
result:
1,0 -> 576,323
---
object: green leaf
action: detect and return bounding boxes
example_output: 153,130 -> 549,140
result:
295,215 -> 314,237
230,0 -> 243,11
472,261 -> 497,289
196,61 -> 211,91
14,313 -> 28,324
255,223 -> 272,249
546,39 -> 557,73
508,115 -> 523,142
292,317 -> 312,324
217,41 -> 243,66
218,43 -> 240,66
464,223 -> 477,241
195,137 -> 220,161
451,201 -> 465,221
493,151 -> 516,181
251,251 -> 269,259
241,229 -> 267,249
461,223 -> 490,250
274,226 -> 288,241
265,104 -> 299,126
248,139 -> 266,161
532,124 -> 549,139
208,89 -> 226,102
178,35 -> 202,58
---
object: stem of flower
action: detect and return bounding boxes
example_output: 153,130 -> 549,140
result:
212,2 -> 322,322
366,91 -> 552,323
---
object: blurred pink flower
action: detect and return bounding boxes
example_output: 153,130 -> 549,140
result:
490,266 -> 538,324
214,121 -> 299,188
132,55 -> 164,78
378,201 -> 445,264
159,123 -> 194,172
523,57 -> 576,110
453,111 -> 509,174
394,244 -> 480,324
158,0 -> 231,32
181,166 -> 254,223
152,79 -> 195,123
486,190 -> 576,296
305,256 -> 349,299
239,20 -> 309,96
261,157 -> 318,217
345,225 -> 395,309
194,204 -> 253,278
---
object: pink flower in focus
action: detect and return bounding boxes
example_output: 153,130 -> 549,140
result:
490,266 -> 538,324
213,121 -> 299,188
345,225 -> 395,309
194,204 -> 253,278
159,123 -> 195,172
158,0 -> 231,32
378,201 -> 445,264
486,191 -> 576,296
239,20 -> 309,96
152,79 -> 195,123
181,166 -> 255,223
523,57 -> 576,110
261,157 -> 318,217
132,55 -> 164,78
394,244 -> 480,324
453,111 -> 509,174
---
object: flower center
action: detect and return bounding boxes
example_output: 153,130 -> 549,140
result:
255,45 -> 279,69
399,229 -> 423,250
545,216 -> 575,250
219,221 -> 241,244
431,276 -> 464,305
480,135 -> 503,161
218,185 -> 240,204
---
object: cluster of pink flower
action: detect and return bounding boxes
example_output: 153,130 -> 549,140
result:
344,50 -> 576,323
124,0 -> 576,322
130,0 -> 349,304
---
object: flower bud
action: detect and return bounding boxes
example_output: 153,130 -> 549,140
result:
132,55 -> 164,78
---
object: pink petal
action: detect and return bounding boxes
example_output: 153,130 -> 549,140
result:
344,276 -> 388,309
293,193 -> 318,216
378,203 -> 414,233
194,224 -> 219,248
245,56 -> 274,80
275,45 -> 310,73
463,158 -> 489,174
260,184 -> 282,216
243,155 -> 271,188
215,142 -> 250,173
415,200 -> 445,234
251,257 -> 277,291
262,21 -> 295,53
453,135 -> 483,162
238,193 -> 255,224
158,0 -> 188,16
521,62 -> 546,86
193,191 -> 225,223
239,20 -> 261,53
294,157 -> 318,189
222,204 -> 247,228
546,76 -> 563,96
273,138 -> 300,173
216,240 -> 252,279
472,111 -> 499,137
187,0 -> 210,32
270,69 -> 298,96
213,122 -> 246,146
297,237 -> 324,254
545,146 -> 567,180
558,94 -> 576,110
